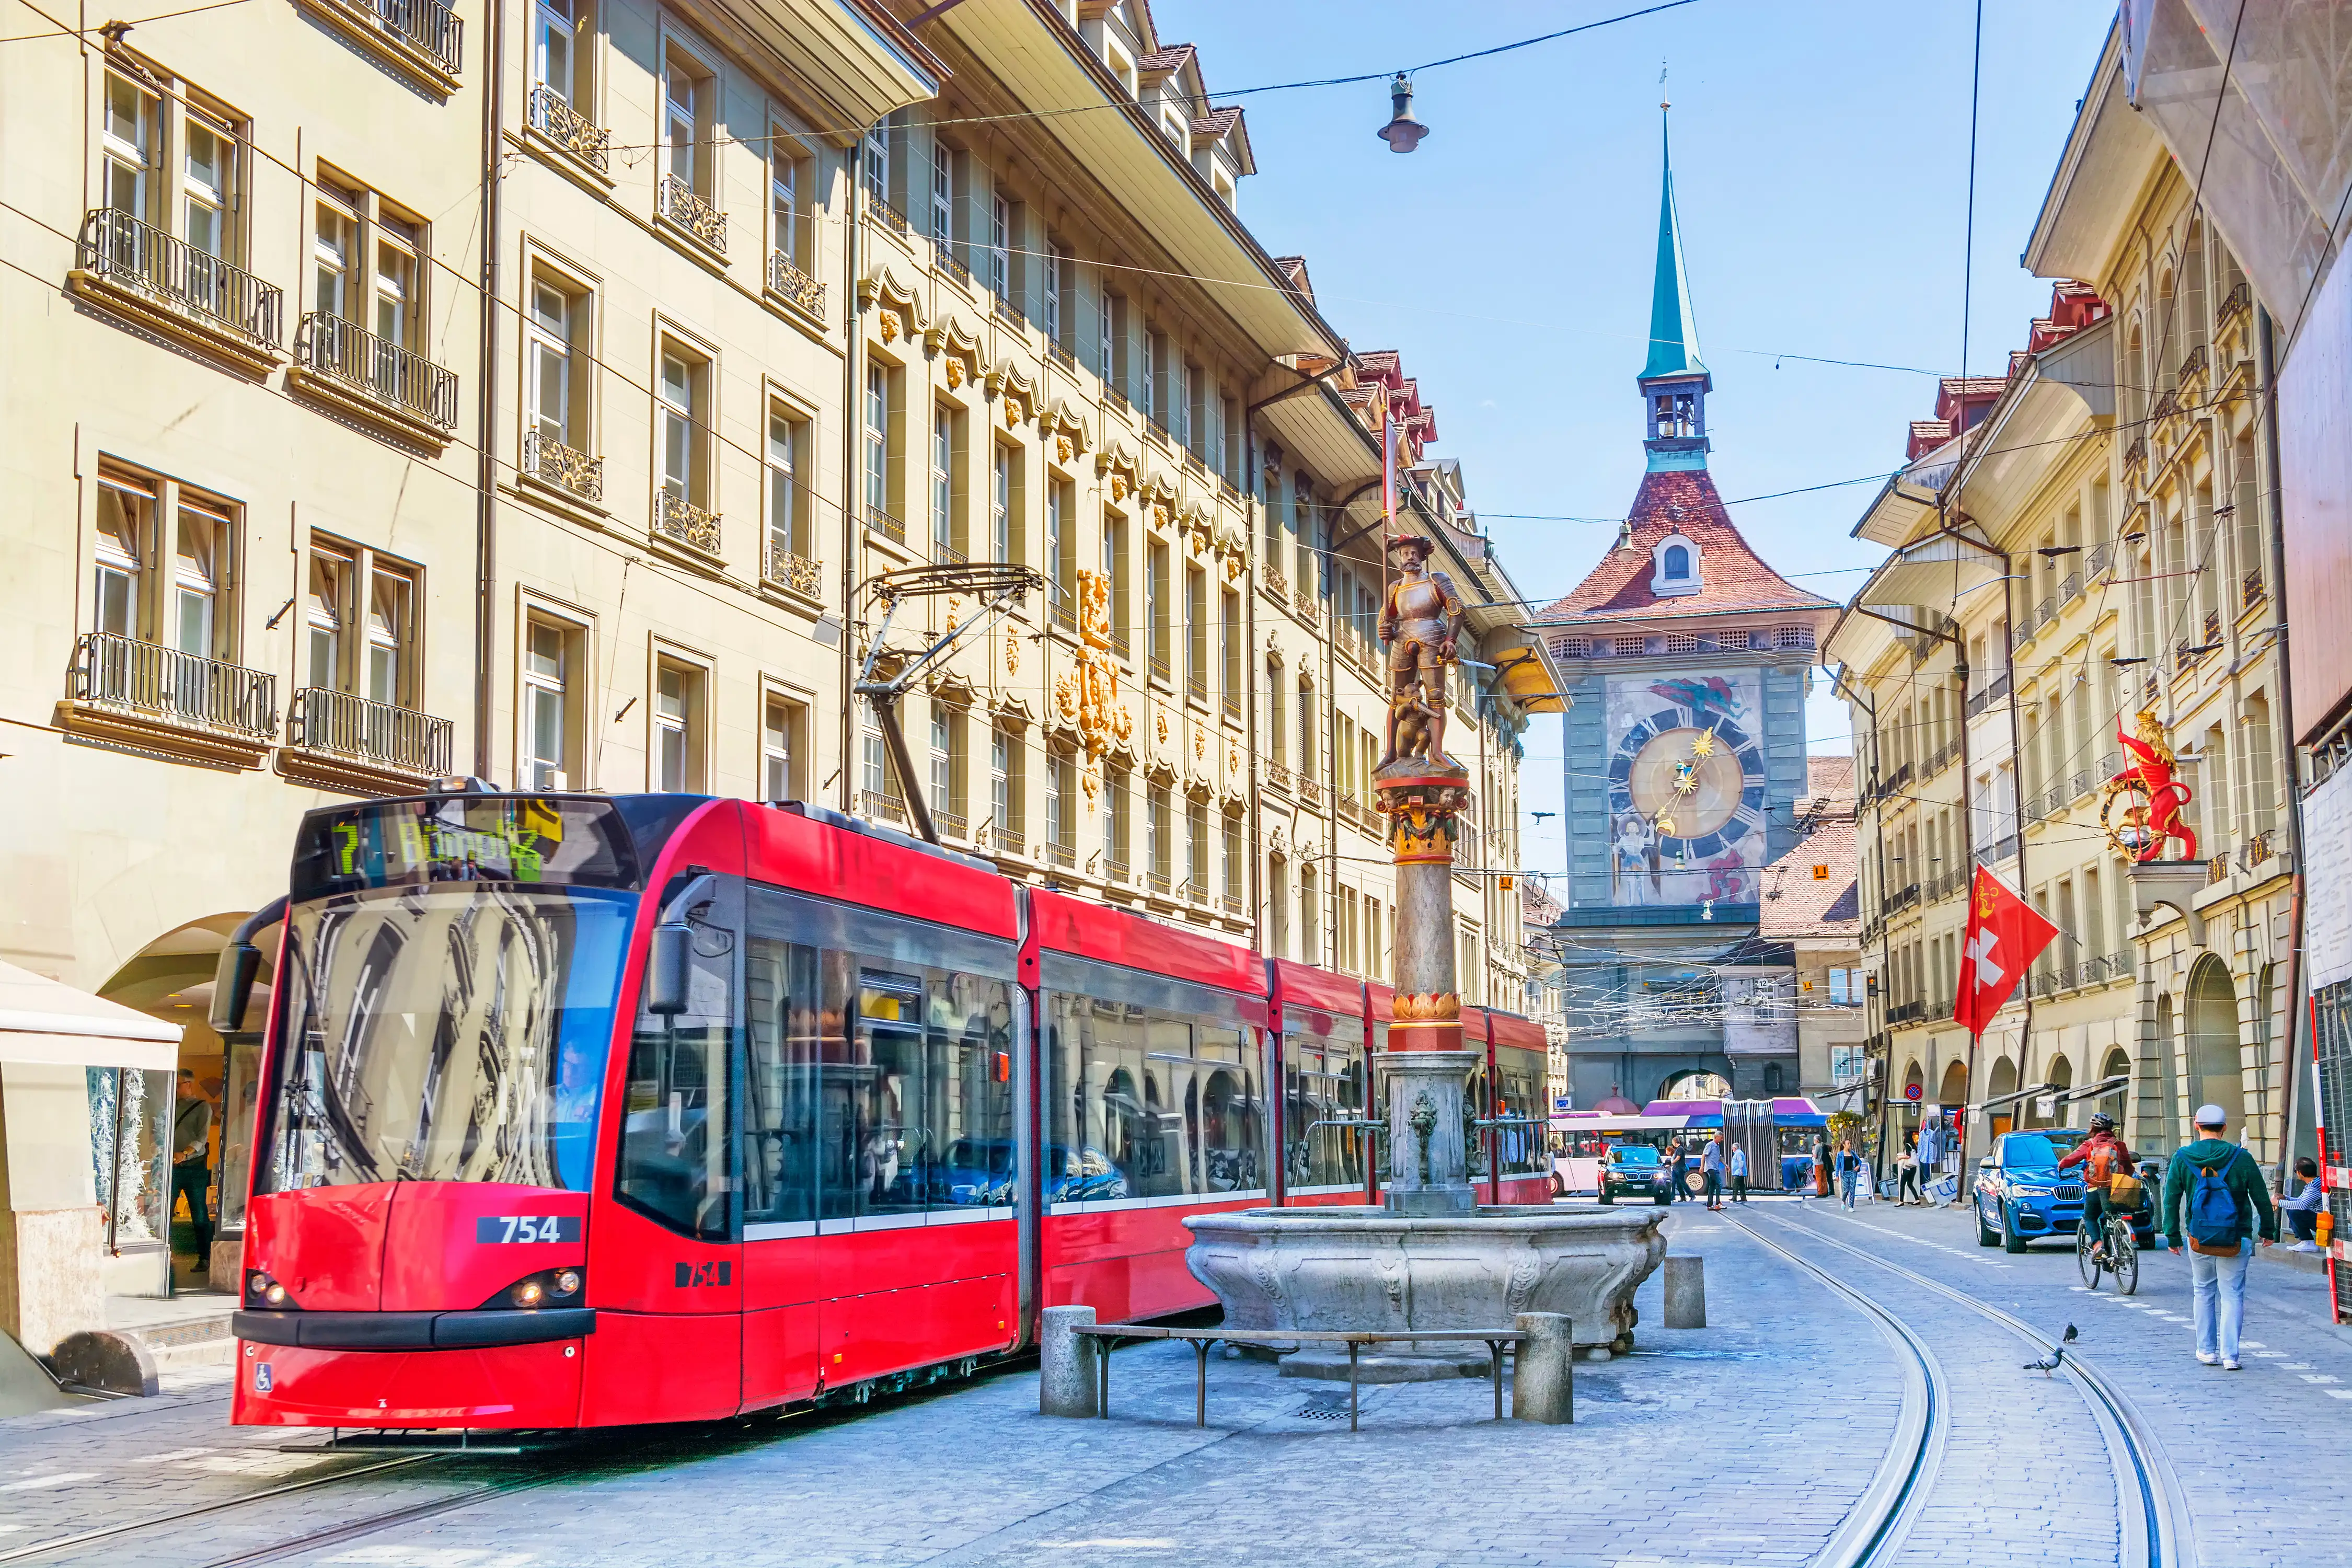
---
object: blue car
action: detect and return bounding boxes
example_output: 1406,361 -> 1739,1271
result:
1973,1129 -> 2156,1254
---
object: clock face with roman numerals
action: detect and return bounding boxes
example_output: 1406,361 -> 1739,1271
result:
1606,707 -> 1768,866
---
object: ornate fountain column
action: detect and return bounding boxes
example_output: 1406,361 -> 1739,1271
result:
1372,534 -> 1480,1216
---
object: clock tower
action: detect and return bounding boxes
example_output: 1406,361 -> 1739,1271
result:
1526,105 -> 1838,1112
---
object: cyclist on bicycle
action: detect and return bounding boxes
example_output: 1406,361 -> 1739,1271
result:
2059,1112 -> 2138,1261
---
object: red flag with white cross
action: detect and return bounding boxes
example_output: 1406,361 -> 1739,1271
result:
1953,866 -> 2059,1039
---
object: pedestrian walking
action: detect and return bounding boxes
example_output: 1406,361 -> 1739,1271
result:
1815,1134 -> 1831,1199
1700,1133 -> 1726,1210
171,1068 -> 214,1281
1896,1133 -> 1923,1205
2281,1156 -> 2325,1252
1728,1140 -> 1749,1204
1837,1139 -> 1862,1209
2163,1103 -> 2278,1370
1668,1142 -> 1690,1203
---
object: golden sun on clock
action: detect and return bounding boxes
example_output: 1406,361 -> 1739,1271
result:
1625,728 -> 1743,838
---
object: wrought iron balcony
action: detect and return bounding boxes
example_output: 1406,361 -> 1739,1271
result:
764,539 -> 821,597
656,489 -> 721,554
522,429 -> 602,502
1221,892 -> 1243,914
1965,670 -> 2011,718
1149,651 -> 1171,683
1147,869 -> 1172,896
869,196 -> 910,238
528,85 -> 609,172
1219,477 -> 1241,505
289,686 -> 453,774
1106,856 -> 1131,884
767,253 -> 824,318
2180,342 -> 2208,385
2207,853 -> 2231,885
991,292 -> 1028,330
1263,562 -> 1291,598
991,827 -> 1026,858
2204,609 -> 2222,645
1046,841 -> 1078,870
76,208 -> 281,349
1104,388 -> 1133,421
858,790 -> 906,826
2059,569 -> 2082,602
72,632 -> 276,739
2243,830 -> 2276,870
657,175 -> 726,252
2087,540 -> 2114,580
296,312 -> 458,429
2218,280 -> 2252,328
2123,434 -> 2148,472
931,236 -> 971,289
867,502 -> 905,544
1046,340 -> 1076,372
1292,587 -> 1319,621
347,0 -> 460,72
936,808 -> 969,839
2243,570 -> 2266,612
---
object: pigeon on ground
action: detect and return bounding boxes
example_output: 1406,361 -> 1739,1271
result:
2023,1323 -> 2079,1375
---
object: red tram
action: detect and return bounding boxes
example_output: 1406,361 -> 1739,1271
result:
219,790 -> 1552,1432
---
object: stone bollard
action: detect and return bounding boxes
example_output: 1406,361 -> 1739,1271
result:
1511,1312 -> 1573,1425
1039,1305 -> 1099,1417
1663,1255 -> 1707,1329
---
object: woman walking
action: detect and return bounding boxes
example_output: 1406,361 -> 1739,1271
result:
1896,1132 -> 1923,1206
1838,1139 -> 1863,1209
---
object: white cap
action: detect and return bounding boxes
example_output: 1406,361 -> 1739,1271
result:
2194,1103 -> 2228,1128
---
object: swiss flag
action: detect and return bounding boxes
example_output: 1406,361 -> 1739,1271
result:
1953,866 -> 2060,1039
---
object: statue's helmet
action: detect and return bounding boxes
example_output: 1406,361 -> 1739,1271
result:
1386,533 -> 1434,562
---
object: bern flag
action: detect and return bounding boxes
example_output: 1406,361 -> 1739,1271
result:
1953,866 -> 2060,1040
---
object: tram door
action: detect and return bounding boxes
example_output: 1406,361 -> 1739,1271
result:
1723,1099 -> 1778,1191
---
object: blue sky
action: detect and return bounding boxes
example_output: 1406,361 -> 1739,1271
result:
1175,0 -> 2119,873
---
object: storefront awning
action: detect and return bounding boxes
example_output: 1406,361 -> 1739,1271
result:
0,962 -> 181,1071
1488,644 -> 1571,716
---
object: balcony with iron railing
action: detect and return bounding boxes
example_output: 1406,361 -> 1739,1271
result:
764,539 -> 821,597
1046,841 -> 1078,870
654,490 -> 720,555
2243,569 -> 2267,613
292,312 -> 458,440
2059,569 -> 2083,603
2086,540 -> 2115,581
2218,280 -> 2253,329
931,236 -> 971,290
858,790 -> 906,826
2180,342 -> 2209,387
1146,868 -> 1172,897
867,502 -> 905,544
301,0 -> 462,83
1219,476 -> 1241,505
656,175 -> 727,252
1299,776 -> 1322,810
767,252 -> 824,318
991,291 -> 1027,330
2123,434 -> 2148,474
2243,829 -> 2277,871
1047,340 -> 1075,373
1221,892 -> 1243,915
1104,387 -> 1133,422
935,808 -> 969,840
284,685 -> 453,787
1965,670 -> 2011,719
65,631 -> 278,766
1149,650 -> 1171,684
1262,562 -> 1291,600
1105,857 -> 1130,884
868,194 -> 911,239
522,429 -> 602,503
1264,762 -> 1292,794
527,85 -> 609,172
72,209 -> 282,372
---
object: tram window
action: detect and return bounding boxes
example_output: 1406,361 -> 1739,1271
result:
617,903 -> 737,1240
741,937 -> 820,1225
1283,1034 -> 1366,1191
818,956 -> 1014,1219
1496,1056 -> 1543,1175
1045,996 -> 1265,1204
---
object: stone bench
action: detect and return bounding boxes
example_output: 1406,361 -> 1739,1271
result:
1041,1307 -> 1573,1431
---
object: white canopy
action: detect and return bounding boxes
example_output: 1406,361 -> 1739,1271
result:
0,961 -> 182,1072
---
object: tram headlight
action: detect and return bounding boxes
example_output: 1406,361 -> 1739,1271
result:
513,1279 -> 545,1307
486,1268 -> 586,1311
553,1269 -> 583,1298
246,1271 -> 291,1309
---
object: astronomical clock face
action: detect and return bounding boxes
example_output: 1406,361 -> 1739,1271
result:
1604,674 -> 1769,906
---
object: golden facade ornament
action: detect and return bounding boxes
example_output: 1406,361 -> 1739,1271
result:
878,309 -> 898,343
1109,473 -> 1131,503
1193,728 -> 1207,761
1054,674 -> 1078,721
1155,710 -> 1170,747
1227,741 -> 1241,775
944,357 -> 964,389
1068,569 -> 1128,764
1152,500 -> 1173,533
1003,396 -> 1022,429
1055,434 -> 1074,466
1391,992 -> 1462,1023
1005,636 -> 1020,677
1081,763 -> 1102,805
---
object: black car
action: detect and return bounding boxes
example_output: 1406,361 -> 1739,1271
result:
1599,1144 -> 1673,1206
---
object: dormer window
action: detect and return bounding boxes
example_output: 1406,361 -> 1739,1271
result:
1651,534 -> 1701,596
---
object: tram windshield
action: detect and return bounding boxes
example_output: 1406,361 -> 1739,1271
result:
260,883 -> 635,1193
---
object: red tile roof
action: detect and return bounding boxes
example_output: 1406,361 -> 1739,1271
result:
1527,467 -> 1839,625
1189,106 -> 1242,139
1760,813 -> 1859,939
1271,255 -> 1312,303
1137,43 -> 1195,77
1521,880 -> 1563,927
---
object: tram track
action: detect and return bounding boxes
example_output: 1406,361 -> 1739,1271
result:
1730,1207 -> 2195,1568
0,1452 -> 446,1565
1720,1210 -> 1946,1568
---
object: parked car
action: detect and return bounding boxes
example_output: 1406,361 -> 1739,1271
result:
1973,1129 -> 2156,1254
1598,1143 -> 1673,1206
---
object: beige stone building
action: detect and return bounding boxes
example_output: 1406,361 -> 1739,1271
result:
1760,757 -> 1863,1110
0,0 -> 1551,1357
1832,23 -> 2296,1168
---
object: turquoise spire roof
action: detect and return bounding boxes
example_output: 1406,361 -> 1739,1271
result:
1641,110 -> 1705,383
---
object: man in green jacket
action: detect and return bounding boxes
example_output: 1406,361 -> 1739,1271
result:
2162,1103 -> 2277,1370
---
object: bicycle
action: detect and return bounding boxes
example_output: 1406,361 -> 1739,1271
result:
2076,1195 -> 2140,1294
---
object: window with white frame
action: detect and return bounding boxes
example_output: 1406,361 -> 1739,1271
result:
661,47 -> 710,199
171,498 -> 230,659
991,444 -> 1014,563
762,694 -> 803,801
305,538 -> 418,706
863,364 -> 888,523
928,136 -> 952,245
988,189 -> 1009,299
1186,797 -> 1208,897
861,120 -> 888,208
769,138 -> 811,273
533,0 -> 585,105
1048,479 -> 1076,627
766,403 -> 809,567
526,271 -> 586,451
1105,764 -> 1128,873
1048,752 -> 1075,857
181,101 -> 235,262
1148,782 -> 1171,887
523,616 -> 580,789
1044,240 -> 1066,343
314,175 -> 425,355
929,707 -> 954,826
1099,289 -> 1122,385
656,345 -> 708,506
652,659 -> 703,791
93,470 -> 154,642
102,72 -> 157,224
932,405 -> 955,559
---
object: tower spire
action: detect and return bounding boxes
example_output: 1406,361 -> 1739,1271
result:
1639,87 -> 1712,472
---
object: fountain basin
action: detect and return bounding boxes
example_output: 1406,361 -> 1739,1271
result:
1184,1204 -> 1667,1380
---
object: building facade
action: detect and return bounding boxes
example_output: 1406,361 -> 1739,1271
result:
1760,757 -> 1864,1110
1832,21 -> 2298,1169
1530,116 -> 1837,1110
0,0 -> 1553,1356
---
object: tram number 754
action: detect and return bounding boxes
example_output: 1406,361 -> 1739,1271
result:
475,1215 -> 582,1244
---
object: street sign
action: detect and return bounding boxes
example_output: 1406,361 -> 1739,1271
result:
1904,1083 -> 1922,1101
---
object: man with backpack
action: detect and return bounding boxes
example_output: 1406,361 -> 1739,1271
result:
2163,1103 -> 2278,1370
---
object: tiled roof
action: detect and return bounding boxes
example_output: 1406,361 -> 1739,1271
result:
1760,814 -> 1860,939
1527,467 -> 1839,625
1137,43 -> 1194,77
1521,880 -> 1563,927
1189,106 -> 1241,139
1271,255 -> 1312,302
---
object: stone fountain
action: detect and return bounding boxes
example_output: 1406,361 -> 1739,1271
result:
1184,534 -> 1664,1379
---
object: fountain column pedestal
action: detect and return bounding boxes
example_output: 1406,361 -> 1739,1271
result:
1375,760 -> 1480,1215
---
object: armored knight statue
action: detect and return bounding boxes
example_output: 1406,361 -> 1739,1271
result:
1378,534 -> 1468,769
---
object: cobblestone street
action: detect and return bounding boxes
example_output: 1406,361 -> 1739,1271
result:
0,1198 -> 2341,1567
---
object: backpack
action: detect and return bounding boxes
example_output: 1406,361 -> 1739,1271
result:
2186,1152 -> 2243,1255
2084,1141 -> 2120,1185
